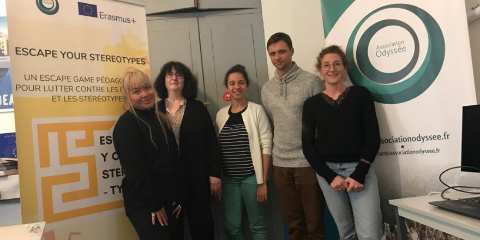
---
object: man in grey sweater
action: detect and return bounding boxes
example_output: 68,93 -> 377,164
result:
261,32 -> 326,240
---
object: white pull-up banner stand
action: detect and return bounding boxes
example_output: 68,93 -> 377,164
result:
320,0 -> 477,237
6,0 -> 149,239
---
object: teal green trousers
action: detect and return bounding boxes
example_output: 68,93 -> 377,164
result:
223,175 -> 267,240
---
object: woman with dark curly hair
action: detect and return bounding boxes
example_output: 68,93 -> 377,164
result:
154,61 -> 222,240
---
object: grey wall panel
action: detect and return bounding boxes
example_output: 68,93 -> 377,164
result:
147,10 -> 284,240
210,25 -> 258,107
198,0 -> 260,10
145,0 -> 196,15
145,0 -> 260,13
108,0 -> 145,6
199,13 -> 283,240
199,13 -> 269,117
147,18 -> 206,101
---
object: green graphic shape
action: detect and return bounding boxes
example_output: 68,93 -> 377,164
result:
346,4 -> 445,104
357,20 -> 419,84
36,0 -> 59,15
321,0 -> 355,38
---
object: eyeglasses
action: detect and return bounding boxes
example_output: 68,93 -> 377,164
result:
166,73 -> 184,78
321,62 -> 344,71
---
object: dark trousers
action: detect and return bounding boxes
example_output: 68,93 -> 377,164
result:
274,166 -> 326,240
128,204 -> 184,240
185,200 -> 215,240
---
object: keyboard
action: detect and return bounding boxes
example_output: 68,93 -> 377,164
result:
459,196 -> 480,207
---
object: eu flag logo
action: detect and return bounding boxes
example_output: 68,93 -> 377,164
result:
78,2 -> 98,18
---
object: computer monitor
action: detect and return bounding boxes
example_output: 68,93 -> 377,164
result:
461,105 -> 480,173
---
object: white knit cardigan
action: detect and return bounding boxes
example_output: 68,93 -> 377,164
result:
216,101 -> 272,184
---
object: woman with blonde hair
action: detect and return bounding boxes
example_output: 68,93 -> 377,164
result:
113,69 -> 186,240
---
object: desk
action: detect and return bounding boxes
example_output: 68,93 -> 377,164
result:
390,194 -> 480,240
0,222 -> 45,240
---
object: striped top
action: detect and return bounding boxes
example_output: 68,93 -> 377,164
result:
218,106 -> 255,178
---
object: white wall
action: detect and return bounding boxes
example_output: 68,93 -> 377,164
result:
261,0 -> 480,102
0,112 -> 15,133
470,20 -> 480,103
466,0 -> 480,103
260,0 -> 325,78
261,0 -> 480,213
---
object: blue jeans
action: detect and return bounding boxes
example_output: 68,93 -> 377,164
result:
317,162 -> 382,240
223,175 -> 267,240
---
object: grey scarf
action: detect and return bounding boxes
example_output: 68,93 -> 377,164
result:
276,62 -> 301,99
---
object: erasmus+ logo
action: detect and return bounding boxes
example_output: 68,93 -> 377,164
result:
77,2 -> 137,24
78,2 -> 98,18
36,0 -> 60,15
346,4 -> 445,104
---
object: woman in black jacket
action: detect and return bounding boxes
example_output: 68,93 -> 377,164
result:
113,69 -> 186,240
154,61 -> 222,240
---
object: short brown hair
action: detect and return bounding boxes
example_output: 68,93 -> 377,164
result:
315,45 -> 348,70
267,32 -> 293,50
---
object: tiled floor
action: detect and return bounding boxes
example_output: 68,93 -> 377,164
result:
0,198 -> 21,227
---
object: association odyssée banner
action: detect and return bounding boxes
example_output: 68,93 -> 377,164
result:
6,0 -> 149,239
320,0 -> 477,234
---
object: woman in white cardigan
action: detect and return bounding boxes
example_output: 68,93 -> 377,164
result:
216,64 -> 272,240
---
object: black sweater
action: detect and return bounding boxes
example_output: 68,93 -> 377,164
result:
158,99 -> 222,204
302,86 -> 380,184
113,108 -> 186,215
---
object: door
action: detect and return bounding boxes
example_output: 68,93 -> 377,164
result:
145,0 -> 197,15
197,0 -> 260,10
146,12 -> 282,240
147,18 -> 206,101
199,13 -> 280,240
199,13 -> 269,117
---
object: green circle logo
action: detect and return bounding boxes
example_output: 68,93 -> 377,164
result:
346,4 -> 445,104
36,0 -> 60,15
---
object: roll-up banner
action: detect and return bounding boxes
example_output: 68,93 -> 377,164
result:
6,0 -> 149,239
0,5 -> 12,113
320,0 -> 477,238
